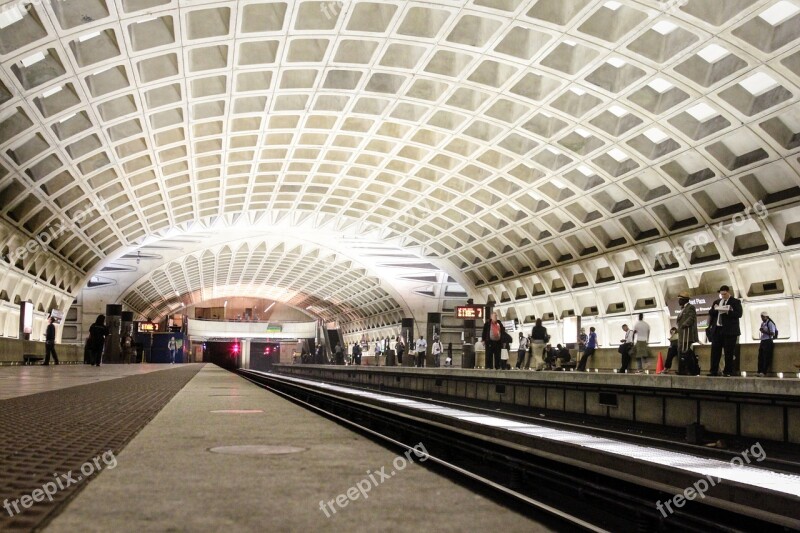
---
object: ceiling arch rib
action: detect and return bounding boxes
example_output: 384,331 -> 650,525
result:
119,239 -> 407,323
0,0 -> 799,317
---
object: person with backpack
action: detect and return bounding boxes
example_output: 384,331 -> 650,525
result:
481,312 -> 506,370
757,312 -> 778,377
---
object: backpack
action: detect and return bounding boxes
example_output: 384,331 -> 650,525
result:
678,349 -> 701,376
767,318 -> 778,339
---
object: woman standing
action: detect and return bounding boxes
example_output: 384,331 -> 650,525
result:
88,315 -> 108,367
526,319 -> 548,370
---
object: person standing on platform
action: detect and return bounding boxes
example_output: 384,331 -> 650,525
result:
445,342 -> 453,367
431,337 -> 443,367
415,335 -> 427,367
675,291 -> 699,374
352,343 -> 362,365
708,285 -> 742,377
516,332 -> 528,370
481,312 -> 506,370
662,327 -> 679,374
374,340 -> 382,366
578,328 -> 587,360
88,315 -> 108,367
526,318 -> 547,370
168,336 -> 177,364
632,313 -> 651,372
618,324 -> 635,373
757,312 -> 778,377
577,327 -> 597,371
43,316 -> 59,366
395,337 -> 405,366
334,343 -> 344,365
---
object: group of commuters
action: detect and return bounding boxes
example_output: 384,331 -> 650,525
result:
327,285 -> 783,375
334,337 -> 452,367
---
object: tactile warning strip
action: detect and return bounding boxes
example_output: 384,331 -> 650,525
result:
0,364 -> 203,531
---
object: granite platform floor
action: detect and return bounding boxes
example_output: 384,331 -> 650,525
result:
44,365 -> 546,532
0,363 -> 179,400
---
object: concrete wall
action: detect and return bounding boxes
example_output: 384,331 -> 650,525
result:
0,337 -> 82,364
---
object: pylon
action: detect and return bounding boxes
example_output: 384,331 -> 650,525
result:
656,352 -> 665,374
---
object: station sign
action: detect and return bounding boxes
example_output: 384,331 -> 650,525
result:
138,322 -> 160,333
454,305 -> 484,319
665,293 -> 716,317
266,324 -> 282,333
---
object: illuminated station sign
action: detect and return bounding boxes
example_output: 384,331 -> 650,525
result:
454,305 -> 484,319
137,322 -> 160,333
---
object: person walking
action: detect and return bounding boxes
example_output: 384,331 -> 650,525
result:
168,336 -> 177,364
757,312 -> 778,377
88,315 -> 108,367
415,335 -> 427,367
481,312 -> 506,370
577,327 -> 598,371
708,285 -> 742,376
632,313 -> 651,371
43,316 -> 59,365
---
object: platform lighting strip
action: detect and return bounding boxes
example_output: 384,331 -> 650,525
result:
256,372 -> 800,498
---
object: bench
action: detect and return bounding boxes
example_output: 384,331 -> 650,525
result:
23,354 -> 43,365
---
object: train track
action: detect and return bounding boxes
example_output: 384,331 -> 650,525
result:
239,369 -> 799,533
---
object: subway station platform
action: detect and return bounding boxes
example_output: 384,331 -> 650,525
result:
1,363 -> 541,532
275,364 -> 800,445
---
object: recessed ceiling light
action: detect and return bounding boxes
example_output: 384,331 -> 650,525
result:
604,1 -> 622,11
551,178 -> 567,189
608,148 -> 628,162
607,57 -> 627,68
577,165 -> 594,176
41,86 -> 63,98
648,78 -> 673,93
759,1 -> 800,26
686,102 -> 716,122
643,127 -> 669,144
608,105 -> 628,117
697,44 -> 729,63
739,72 -> 778,95
570,87 -> 586,95
78,31 -> 101,43
0,5 -> 23,29
20,52 -> 47,68
652,20 -> 678,35
575,128 -> 591,137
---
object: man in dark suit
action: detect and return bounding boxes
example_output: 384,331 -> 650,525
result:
708,285 -> 742,377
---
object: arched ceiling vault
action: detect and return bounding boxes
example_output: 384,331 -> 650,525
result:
2,0 -> 800,322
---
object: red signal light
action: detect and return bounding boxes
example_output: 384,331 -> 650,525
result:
231,342 -> 240,355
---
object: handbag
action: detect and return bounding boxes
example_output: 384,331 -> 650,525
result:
500,348 -> 509,360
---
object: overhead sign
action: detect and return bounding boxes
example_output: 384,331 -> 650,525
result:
666,294 -> 716,317
455,305 -> 484,319
502,320 -> 515,332
266,324 -> 282,333
49,309 -> 64,325
138,322 -> 159,333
